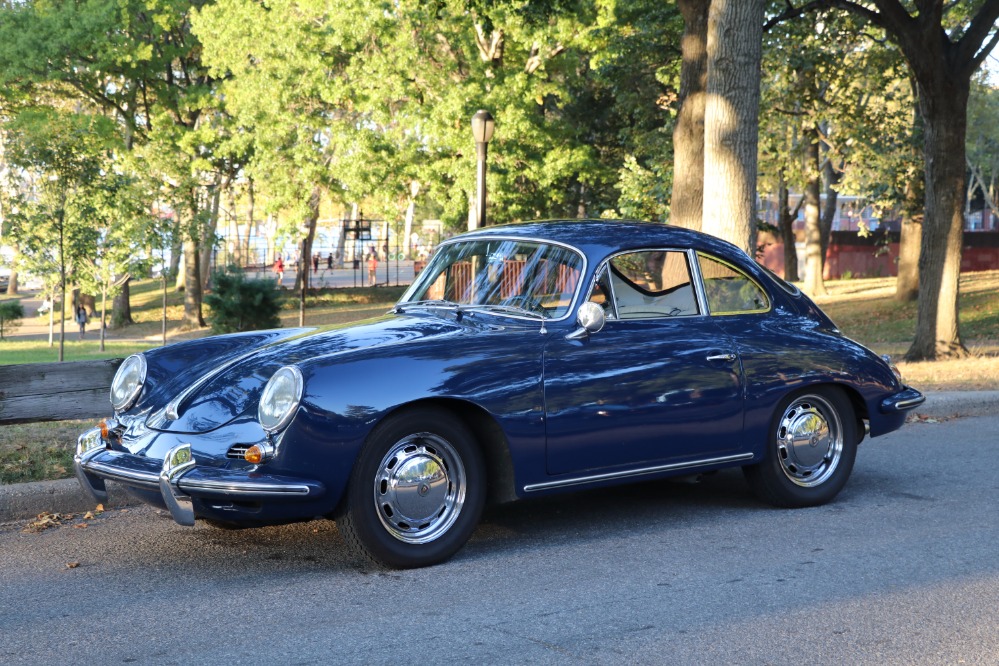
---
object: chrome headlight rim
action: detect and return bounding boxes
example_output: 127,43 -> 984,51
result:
258,365 -> 304,433
111,354 -> 147,413
881,354 -> 905,386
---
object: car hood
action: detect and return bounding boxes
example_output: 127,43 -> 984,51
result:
141,313 -> 468,434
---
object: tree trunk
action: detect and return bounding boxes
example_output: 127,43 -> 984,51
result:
778,171 -> 800,282
906,76 -> 970,360
802,127 -> 826,297
819,147 -> 839,271
99,284 -> 107,352
199,182 -> 222,291
111,278 -> 134,328
671,0 -> 710,230
895,175 -> 921,301
296,186 -> 321,326
182,238 -> 205,328
5,243 -> 19,295
702,0 -> 764,253
170,237 -> 183,290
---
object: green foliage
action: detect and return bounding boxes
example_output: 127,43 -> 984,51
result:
759,9 -> 919,214
0,300 -> 24,339
191,0 -> 683,230
204,268 -> 283,334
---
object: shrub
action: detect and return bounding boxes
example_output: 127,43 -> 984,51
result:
205,268 -> 283,334
0,300 -> 24,340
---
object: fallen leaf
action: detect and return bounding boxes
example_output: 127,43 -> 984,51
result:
83,512 -> 95,520
66,562 -> 80,569
73,523 -> 89,529
95,504 -> 105,513
22,512 -> 75,533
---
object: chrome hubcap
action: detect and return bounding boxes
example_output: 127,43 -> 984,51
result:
374,433 -> 466,544
776,395 -> 843,487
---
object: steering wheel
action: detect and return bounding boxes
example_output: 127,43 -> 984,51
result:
501,294 -> 548,315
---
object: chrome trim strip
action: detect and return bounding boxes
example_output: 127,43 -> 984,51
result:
522,452 -> 755,493
177,479 -> 312,496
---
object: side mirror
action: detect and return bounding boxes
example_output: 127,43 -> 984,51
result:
566,301 -> 606,340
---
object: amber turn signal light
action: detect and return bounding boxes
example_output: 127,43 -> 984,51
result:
244,445 -> 264,464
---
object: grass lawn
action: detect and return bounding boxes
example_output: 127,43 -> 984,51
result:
1,272 -> 997,484
813,270 -> 999,392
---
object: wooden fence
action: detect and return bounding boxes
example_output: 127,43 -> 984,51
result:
0,359 -> 123,425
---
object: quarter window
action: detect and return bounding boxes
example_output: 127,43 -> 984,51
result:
697,253 -> 769,314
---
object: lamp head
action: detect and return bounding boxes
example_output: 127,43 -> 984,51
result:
471,109 -> 495,144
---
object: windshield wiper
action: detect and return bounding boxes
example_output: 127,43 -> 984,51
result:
463,303 -> 548,320
394,299 -> 462,313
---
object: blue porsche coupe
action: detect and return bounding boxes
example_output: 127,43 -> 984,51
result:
75,220 -> 924,567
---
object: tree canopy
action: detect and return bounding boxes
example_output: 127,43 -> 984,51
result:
2,0 -> 998,362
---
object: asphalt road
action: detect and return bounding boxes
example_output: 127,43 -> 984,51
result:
2,414 -> 997,665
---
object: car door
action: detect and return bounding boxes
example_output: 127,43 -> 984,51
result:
543,249 -> 745,476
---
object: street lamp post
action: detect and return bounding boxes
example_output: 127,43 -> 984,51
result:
471,109 -> 495,228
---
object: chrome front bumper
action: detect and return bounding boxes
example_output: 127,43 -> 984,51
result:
74,427 -> 324,526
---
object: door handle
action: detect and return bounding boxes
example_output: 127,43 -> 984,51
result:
706,353 -> 736,362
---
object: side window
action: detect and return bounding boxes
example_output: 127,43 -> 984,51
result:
588,250 -> 699,319
697,253 -> 769,315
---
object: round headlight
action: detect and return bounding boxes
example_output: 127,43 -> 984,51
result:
111,354 -> 147,412
258,366 -> 304,433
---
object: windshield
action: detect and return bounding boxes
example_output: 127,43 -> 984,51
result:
400,238 -> 584,320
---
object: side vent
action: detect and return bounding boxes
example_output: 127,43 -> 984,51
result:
226,444 -> 253,460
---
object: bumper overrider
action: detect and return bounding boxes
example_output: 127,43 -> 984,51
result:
74,426 -> 326,526
880,386 -> 926,413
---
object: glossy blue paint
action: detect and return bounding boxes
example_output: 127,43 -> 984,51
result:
77,220 -> 924,531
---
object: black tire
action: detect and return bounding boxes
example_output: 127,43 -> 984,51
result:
337,407 -> 485,568
744,386 -> 858,508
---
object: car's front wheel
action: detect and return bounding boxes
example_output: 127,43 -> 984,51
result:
337,407 -> 485,568
744,387 -> 858,508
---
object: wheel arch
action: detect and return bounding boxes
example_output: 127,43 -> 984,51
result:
831,382 -> 869,445
379,397 -> 519,506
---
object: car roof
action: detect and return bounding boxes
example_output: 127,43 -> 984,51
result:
458,219 -> 748,262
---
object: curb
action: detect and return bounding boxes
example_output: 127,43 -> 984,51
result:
917,390 -> 999,418
0,478 -> 138,524
2,390 -> 997,524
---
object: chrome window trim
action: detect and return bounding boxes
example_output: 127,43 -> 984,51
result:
523,452 -> 754,493
398,235 -> 588,324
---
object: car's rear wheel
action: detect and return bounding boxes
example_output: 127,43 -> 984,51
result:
338,407 -> 485,568
744,387 -> 858,508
